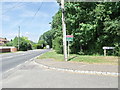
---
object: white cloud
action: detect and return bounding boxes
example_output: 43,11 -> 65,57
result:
3,32 -> 18,37
24,32 -> 30,35
0,32 -> 2,37
21,32 -> 31,38
2,32 -> 17,40
2,31 -> 35,41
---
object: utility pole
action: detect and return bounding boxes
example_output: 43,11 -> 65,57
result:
68,41 -> 70,57
61,0 -> 68,61
18,26 -> 20,50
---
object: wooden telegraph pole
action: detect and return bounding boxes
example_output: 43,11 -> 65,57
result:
61,0 -> 68,61
18,26 -> 20,50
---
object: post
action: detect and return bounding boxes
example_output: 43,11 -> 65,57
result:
104,49 -> 106,56
18,26 -> 20,50
68,41 -> 70,58
61,0 -> 67,61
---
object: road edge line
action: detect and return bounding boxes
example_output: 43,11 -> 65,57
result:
2,49 -> 50,79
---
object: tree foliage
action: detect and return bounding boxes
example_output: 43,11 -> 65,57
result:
6,36 -> 33,51
39,2 -> 120,56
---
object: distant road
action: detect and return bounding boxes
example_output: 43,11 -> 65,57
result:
0,49 -> 50,73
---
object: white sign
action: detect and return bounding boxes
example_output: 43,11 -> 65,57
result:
103,47 -> 115,50
46,45 -> 50,49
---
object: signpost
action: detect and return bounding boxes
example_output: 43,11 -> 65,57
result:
102,46 -> 115,56
66,35 -> 73,57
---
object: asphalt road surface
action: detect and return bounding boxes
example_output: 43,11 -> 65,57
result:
0,49 -> 118,88
2,60 -> 118,88
0,49 -> 50,73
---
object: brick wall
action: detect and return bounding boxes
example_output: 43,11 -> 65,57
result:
0,48 -> 11,53
0,47 -> 17,53
11,48 -> 17,52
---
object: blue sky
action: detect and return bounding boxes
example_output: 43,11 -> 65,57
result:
2,1 -> 59,42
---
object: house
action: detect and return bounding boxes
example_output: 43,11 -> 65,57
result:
0,37 -> 9,45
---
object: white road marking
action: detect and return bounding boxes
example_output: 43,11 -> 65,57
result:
2,51 -> 45,75
2,54 -> 25,59
1,50 -> 43,60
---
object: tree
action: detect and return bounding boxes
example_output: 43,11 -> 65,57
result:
38,30 -> 54,48
38,2 -> 120,56
5,36 -> 33,51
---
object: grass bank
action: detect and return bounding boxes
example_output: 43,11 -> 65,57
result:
38,50 -> 118,65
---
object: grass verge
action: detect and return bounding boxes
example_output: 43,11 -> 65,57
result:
37,50 -> 118,65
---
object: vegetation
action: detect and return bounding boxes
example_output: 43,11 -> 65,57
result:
38,2 -> 120,56
38,50 -> 118,65
38,50 -> 64,61
38,30 -> 54,48
5,36 -> 34,51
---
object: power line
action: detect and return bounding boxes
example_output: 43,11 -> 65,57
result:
2,2 -> 43,24
2,2 -> 32,15
18,2 -> 44,27
2,2 -> 44,38
30,2 -> 43,22
0,2 -> 21,10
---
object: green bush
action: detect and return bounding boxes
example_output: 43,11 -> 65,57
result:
53,37 -> 63,54
114,43 -> 120,56
78,51 -> 85,55
33,44 -> 44,49
19,42 -> 28,51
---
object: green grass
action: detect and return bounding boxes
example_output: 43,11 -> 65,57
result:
38,50 -> 118,65
38,50 -> 64,61
0,52 -> 14,54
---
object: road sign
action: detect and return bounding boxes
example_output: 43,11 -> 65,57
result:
102,46 -> 115,56
103,47 -> 115,50
66,35 -> 73,41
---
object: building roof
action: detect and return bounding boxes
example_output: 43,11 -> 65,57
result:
0,38 -> 9,42
0,46 -> 16,49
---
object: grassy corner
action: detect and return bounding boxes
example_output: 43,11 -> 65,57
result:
37,50 -> 118,65
70,55 -> 118,65
37,50 -> 64,61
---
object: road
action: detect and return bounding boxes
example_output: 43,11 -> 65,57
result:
2,60 -> 118,88
0,49 -> 118,88
0,49 -> 50,73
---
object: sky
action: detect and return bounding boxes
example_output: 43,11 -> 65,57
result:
2,1 -> 60,42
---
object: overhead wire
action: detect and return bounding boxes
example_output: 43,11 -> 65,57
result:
2,2 -> 44,31
2,1 -> 44,37
18,1 -> 44,27
30,1 -> 44,23
2,2 -> 32,15
1,2 -> 21,10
